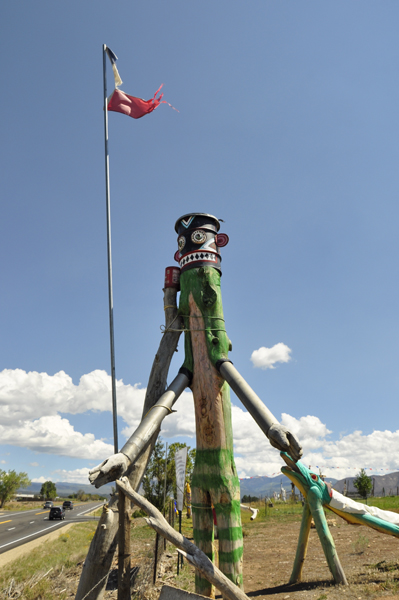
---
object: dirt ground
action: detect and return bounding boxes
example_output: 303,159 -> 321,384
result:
103,513 -> 399,600
239,517 -> 399,600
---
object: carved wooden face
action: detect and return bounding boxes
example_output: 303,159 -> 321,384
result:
174,213 -> 229,274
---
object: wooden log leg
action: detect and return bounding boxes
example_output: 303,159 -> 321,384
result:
75,286 -> 182,600
213,496 -> 243,592
192,486 -> 215,598
118,492 -> 131,599
191,450 -> 244,596
289,500 -> 312,584
75,505 -> 118,600
308,499 -> 348,585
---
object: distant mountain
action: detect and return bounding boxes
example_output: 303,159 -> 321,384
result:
333,471 -> 399,497
19,481 -> 114,499
239,475 -> 338,500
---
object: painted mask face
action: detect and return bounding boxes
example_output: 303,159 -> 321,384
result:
174,213 -> 229,274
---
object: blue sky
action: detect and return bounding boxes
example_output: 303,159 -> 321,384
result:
2,2 -> 399,485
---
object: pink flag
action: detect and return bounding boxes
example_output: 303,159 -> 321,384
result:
107,85 -> 171,119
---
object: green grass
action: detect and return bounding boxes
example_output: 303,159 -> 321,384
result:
241,499 -> 304,526
0,502 -> 44,512
0,521 -> 97,600
366,495 -> 399,511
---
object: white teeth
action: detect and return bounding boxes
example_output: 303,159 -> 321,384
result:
179,251 -> 218,268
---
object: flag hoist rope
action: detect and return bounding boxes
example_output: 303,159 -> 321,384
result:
103,44 -> 118,454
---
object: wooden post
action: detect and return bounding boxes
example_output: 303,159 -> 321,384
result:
153,532 -> 160,584
75,286 -> 182,600
177,510 -> 183,574
163,442 -> 168,551
178,258 -> 244,595
289,500 -> 312,583
74,504 -> 119,600
118,491 -> 131,599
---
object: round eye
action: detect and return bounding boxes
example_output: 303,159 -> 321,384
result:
191,230 -> 207,244
311,474 -> 318,481
178,236 -> 186,251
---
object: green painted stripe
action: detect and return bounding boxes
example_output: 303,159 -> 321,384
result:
217,526 -> 243,542
219,546 -> 244,565
194,448 -> 236,467
191,474 -> 240,492
193,529 -> 215,543
192,463 -> 239,477
214,499 -> 241,514
195,575 -> 213,594
219,571 -> 244,587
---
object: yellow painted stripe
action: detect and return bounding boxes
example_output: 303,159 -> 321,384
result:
0,520 -> 12,525
35,510 -> 50,515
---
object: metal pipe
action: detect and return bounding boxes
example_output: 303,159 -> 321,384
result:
103,44 -> 118,454
120,372 -> 189,464
218,361 -> 278,436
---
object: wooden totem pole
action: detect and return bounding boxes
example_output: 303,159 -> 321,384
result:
176,213 -> 243,594
88,213 -> 302,598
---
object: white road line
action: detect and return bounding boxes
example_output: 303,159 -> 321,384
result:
77,503 -> 103,517
7,528 -> 15,531
0,522 -> 64,550
30,521 -> 35,524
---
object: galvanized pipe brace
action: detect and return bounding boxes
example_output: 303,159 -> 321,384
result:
217,360 -> 278,436
120,371 -> 190,464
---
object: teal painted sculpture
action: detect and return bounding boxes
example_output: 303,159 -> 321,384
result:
281,452 -> 399,585
89,213 -> 302,597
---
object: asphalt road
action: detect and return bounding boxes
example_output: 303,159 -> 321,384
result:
0,501 -> 102,554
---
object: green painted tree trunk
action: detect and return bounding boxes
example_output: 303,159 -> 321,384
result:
179,266 -> 243,597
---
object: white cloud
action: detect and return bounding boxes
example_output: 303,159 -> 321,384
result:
0,460 -> 6,464
251,343 -> 292,370
51,468 -> 91,484
0,415 -> 114,460
230,408 -> 399,480
0,368 -> 145,425
2,367 -> 399,485
29,462 -> 39,467
0,368 -> 145,460
31,476 -> 48,484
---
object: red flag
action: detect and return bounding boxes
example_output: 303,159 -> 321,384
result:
107,85 -> 167,119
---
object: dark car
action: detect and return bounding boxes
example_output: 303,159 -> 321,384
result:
43,501 -> 53,509
62,501 -> 74,510
49,506 -> 65,520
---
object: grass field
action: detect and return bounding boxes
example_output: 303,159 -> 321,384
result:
0,521 -> 97,599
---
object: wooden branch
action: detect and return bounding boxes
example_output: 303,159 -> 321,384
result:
116,478 -> 250,600
118,492 -> 131,599
75,287 -> 182,600
124,286 -> 183,492
75,505 -> 119,600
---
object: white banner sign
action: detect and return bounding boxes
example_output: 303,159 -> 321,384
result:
175,447 -> 188,512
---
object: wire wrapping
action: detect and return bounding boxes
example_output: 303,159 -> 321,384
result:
161,314 -> 226,334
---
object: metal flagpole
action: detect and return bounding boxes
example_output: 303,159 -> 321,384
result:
102,44 -> 118,454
